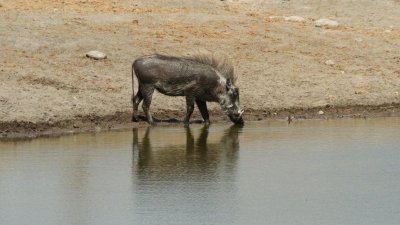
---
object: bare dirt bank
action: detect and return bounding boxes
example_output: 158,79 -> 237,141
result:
2,104 -> 400,139
1,0 -> 400,139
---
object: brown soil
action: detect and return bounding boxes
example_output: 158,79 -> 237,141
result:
1,0 -> 400,139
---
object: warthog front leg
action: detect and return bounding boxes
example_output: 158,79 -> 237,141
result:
196,100 -> 210,125
184,96 -> 195,126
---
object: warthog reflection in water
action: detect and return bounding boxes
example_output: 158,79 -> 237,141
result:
131,125 -> 243,180
131,53 -> 244,126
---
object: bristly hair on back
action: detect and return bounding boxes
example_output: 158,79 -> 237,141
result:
183,50 -> 236,83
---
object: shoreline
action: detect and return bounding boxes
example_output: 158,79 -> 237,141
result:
1,103 -> 399,140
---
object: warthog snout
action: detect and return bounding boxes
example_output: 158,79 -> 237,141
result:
229,109 -> 244,124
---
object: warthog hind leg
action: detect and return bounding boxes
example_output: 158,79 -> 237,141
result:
141,85 -> 155,125
131,91 -> 143,122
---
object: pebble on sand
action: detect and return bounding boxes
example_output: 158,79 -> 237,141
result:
285,16 -> 306,22
86,50 -> 107,60
325,59 -> 335,66
315,18 -> 339,28
318,110 -> 324,115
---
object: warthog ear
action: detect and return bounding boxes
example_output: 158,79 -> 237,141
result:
226,78 -> 233,91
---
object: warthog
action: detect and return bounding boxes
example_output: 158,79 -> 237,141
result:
131,53 -> 244,125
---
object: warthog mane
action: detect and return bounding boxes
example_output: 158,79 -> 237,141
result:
183,50 -> 236,83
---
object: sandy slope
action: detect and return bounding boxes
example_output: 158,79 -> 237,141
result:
0,0 -> 399,136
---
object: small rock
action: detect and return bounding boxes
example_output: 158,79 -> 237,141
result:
325,59 -> 335,66
269,16 -> 282,20
73,124 -> 79,128
318,110 -> 324,115
355,38 -> 363,42
354,89 -> 366,95
86,50 -> 107,60
285,16 -> 305,22
395,91 -> 399,96
315,18 -> 339,28
340,70 -> 345,74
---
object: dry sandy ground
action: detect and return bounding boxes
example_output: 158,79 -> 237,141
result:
0,0 -> 400,138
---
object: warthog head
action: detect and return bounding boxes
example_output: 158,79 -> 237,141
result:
219,78 -> 244,124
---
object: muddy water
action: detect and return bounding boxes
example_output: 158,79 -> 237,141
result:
1,118 -> 400,225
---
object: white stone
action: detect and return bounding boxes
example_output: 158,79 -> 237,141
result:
318,110 -> 324,115
325,59 -> 335,66
315,18 -> 339,28
285,16 -> 306,22
86,50 -> 107,60
355,38 -> 363,42
95,126 -> 102,132
269,16 -> 284,20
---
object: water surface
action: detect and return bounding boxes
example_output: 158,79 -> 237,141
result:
1,118 -> 400,225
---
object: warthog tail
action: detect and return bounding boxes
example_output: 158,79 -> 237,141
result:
131,61 -> 135,95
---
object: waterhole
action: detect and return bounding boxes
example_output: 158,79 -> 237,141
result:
1,118 -> 399,225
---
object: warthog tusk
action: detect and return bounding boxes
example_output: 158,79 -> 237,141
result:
238,109 -> 244,116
